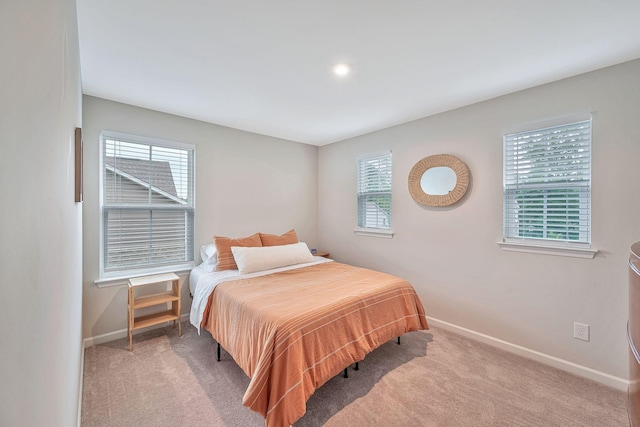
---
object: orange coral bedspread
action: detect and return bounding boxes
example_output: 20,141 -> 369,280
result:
202,261 -> 428,426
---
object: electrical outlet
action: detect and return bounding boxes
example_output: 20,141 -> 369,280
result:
574,322 -> 590,341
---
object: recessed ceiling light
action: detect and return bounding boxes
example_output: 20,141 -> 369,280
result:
332,63 -> 351,77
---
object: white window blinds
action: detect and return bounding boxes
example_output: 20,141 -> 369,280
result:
357,152 -> 392,230
503,118 -> 591,245
101,133 -> 195,274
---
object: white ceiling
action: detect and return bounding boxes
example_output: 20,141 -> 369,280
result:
77,1 -> 640,146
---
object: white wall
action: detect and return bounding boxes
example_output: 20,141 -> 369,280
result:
82,96 -> 318,339
0,0 -> 83,426
318,59 -> 640,383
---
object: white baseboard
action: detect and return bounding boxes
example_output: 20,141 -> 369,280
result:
83,313 -> 191,348
427,316 -> 629,392
81,313 -> 628,391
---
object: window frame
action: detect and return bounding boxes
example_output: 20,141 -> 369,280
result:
98,131 -> 196,280
499,115 -> 597,259
355,151 -> 394,238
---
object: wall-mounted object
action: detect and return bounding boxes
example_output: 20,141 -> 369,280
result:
408,154 -> 469,207
75,127 -> 83,203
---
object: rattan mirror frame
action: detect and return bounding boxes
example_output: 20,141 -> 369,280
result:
408,154 -> 469,207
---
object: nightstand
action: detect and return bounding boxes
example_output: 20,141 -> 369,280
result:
128,272 -> 181,351
314,251 -> 330,258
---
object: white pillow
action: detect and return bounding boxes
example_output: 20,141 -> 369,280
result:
200,243 -> 217,264
231,242 -> 315,274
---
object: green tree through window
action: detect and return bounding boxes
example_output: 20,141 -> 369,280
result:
357,152 -> 392,230
504,118 -> 591,244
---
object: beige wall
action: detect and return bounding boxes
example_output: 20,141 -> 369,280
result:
82,96 -> 318,339
0,0 -> 83,425
318,59 -> 640,382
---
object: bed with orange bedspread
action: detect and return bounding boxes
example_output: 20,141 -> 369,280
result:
201,261 -> 428,427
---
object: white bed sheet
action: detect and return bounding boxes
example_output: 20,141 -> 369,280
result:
189,263 -> 214,296
189,256 -> 332,333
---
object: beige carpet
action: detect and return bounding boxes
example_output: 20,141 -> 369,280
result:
81,322 -> 627,426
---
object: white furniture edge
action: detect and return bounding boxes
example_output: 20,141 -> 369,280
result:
128,272 -> 179,287
95,269 -> 191,288
428,316 -> 627,391
497,241 -> 598,259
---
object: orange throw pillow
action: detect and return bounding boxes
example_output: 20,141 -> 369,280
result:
214,233 -> 262,271
259,229 -> 298,247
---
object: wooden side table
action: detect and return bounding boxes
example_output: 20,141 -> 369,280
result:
314,251 -> 330,258
128,272 -> 181,351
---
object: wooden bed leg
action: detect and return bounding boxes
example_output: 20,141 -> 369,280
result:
397,336 -> 401,345
355,362 -> 359,371
217,343 -> 221,361
343,368 -> 348,378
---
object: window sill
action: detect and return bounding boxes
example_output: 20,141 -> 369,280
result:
497,241 -> 598,259
94,264 -> 194,288
354,228 -> 394,239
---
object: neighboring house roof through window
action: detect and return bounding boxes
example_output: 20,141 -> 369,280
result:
104,156 -> 184,203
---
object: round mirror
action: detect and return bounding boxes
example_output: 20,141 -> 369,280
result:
420,166 -> 457,195
408,154 -> 469,207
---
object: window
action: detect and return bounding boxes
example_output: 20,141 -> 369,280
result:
101,132 -> 195,276
357,151 -> 392,232
503,117 -> 591,247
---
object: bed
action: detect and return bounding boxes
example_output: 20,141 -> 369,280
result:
189,242 -> 428,427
